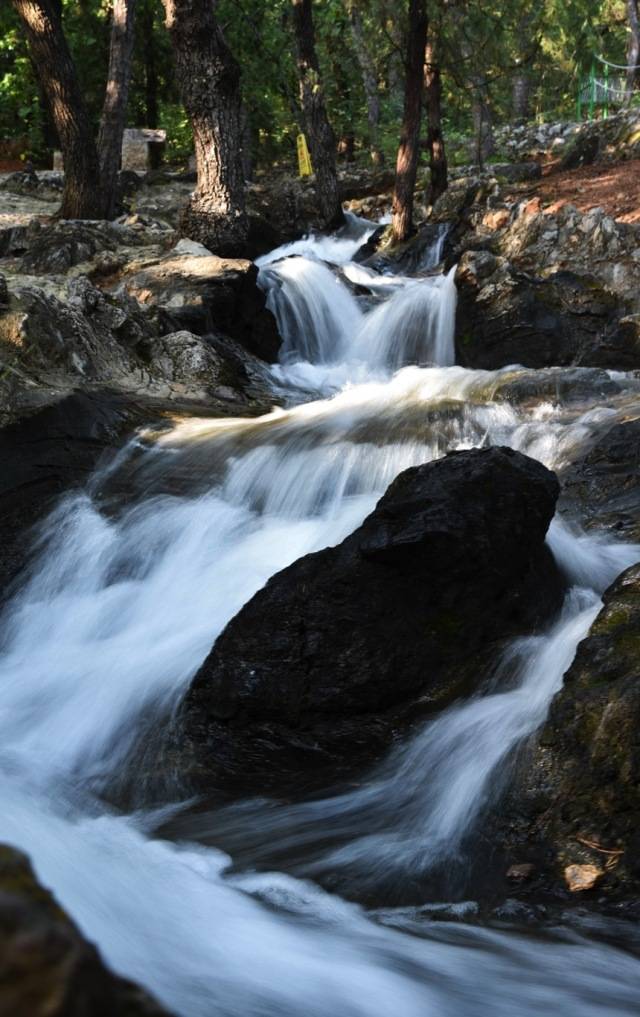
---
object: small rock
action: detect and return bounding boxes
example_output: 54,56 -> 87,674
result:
172,238 -> 213,257
506,863 -> 536,882
493,899 -> 542,923
482,209 -> 510,230
564,863 -> 603,892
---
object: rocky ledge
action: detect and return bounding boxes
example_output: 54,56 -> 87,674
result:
496,562 -> 640,908
177,447 -> 564,796
0,218 -> 281,431
454,203 -> 640,371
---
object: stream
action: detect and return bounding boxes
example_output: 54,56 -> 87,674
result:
1,214 -> 639,1016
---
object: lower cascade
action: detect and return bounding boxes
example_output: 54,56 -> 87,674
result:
2,220 -> 640,1017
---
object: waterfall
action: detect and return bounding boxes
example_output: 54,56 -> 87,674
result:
1,220 -> 640,1017
260,257 -> 364,364
258,218 -> 456,380
351,268 -> 457,369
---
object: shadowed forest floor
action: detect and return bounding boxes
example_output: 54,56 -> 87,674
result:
524,157 -> 640,223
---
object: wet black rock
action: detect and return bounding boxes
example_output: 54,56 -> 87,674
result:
498,563 -> 640,902
559,416 -> 640,542
181,447 -> 564,794
0,843 -> 172,1016
0,391 -> 147,600
354,222 -> 451,274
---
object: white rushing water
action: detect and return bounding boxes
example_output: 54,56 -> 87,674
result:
1,219 -> 640,1017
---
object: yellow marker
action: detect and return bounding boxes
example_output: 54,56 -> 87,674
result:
297,133 -> 313,177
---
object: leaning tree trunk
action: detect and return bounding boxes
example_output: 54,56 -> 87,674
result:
626,0 -> 640,102
98,0 -> 137,220
391,0 -> 428,243
10,0 -> 106,218
291,0 -> 345,229
163,0 -> 248,255
424,36 -> 447,206
343,0 -> 384,165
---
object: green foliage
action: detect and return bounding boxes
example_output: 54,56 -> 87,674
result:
158,102 -> 193,162
3,0 -> 639,170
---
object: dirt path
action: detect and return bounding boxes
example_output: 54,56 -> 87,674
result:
527,158 -> 640,223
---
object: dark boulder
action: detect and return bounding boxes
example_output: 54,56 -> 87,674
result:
559,415 -> 640,542
560,130 -> 600,170
354,222 -> 451,274
430,177 -> 492,224
115,250 -> 282,362
455,252 -> 639,370
0,391 -> 147,601
487,161 -> 542,183
0,843 -> 172,1016
180,447 -> 564,794
497,563 -> 640,903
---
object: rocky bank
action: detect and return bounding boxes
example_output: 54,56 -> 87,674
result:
0,844 -> 172,1016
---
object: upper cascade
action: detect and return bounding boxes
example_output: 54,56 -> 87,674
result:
257,218 -> 457,380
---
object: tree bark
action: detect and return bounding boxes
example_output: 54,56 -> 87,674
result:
511,13 -> 537,123
343,0 -> 384,165
141,0 -> 159,129
511,70 -> 531,122
98,0 -> 137,219
472,86 -> 494,167
391,0 -> 427,243
163,0 -> 248,255
626,0 -> 640,102
424,35 -> 447,206
10,0 -> 106,218
291,0 -> 345,229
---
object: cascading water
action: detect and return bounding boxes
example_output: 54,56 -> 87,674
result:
1,220 -> 640,1017
259,256 -> 364,364
257,213 -> 456,386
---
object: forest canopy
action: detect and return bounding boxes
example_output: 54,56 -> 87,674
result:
1,0 -> 639,171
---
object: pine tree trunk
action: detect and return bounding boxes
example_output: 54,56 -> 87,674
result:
424,37 -> 447,206
98,0 -> 137,220
626,0 -> 640,102
291,0 -> 345,229
471,81 -> 494,167
391,0 -> 427,243
142,0 -> 159,129
163,0 -> 248,255
343,0 -> 384,165
380,0 -> 404,114
10,0 -> 107,218
512,71 -> 531,122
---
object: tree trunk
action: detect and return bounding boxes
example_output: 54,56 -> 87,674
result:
141,0 -> 159,129
379,0 -> 404,114
291,0 -> 345,229
512,70 -> 531,122
391,0 -> 427,243
470,78 -> 494,167
10,0 -> 106,218
511,13 -> 537,123
98,0 -> 137,220
424,36 -> 447,206
163,0 -> 248,255
626,0 -> 640,102
343,0 -> 384,165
